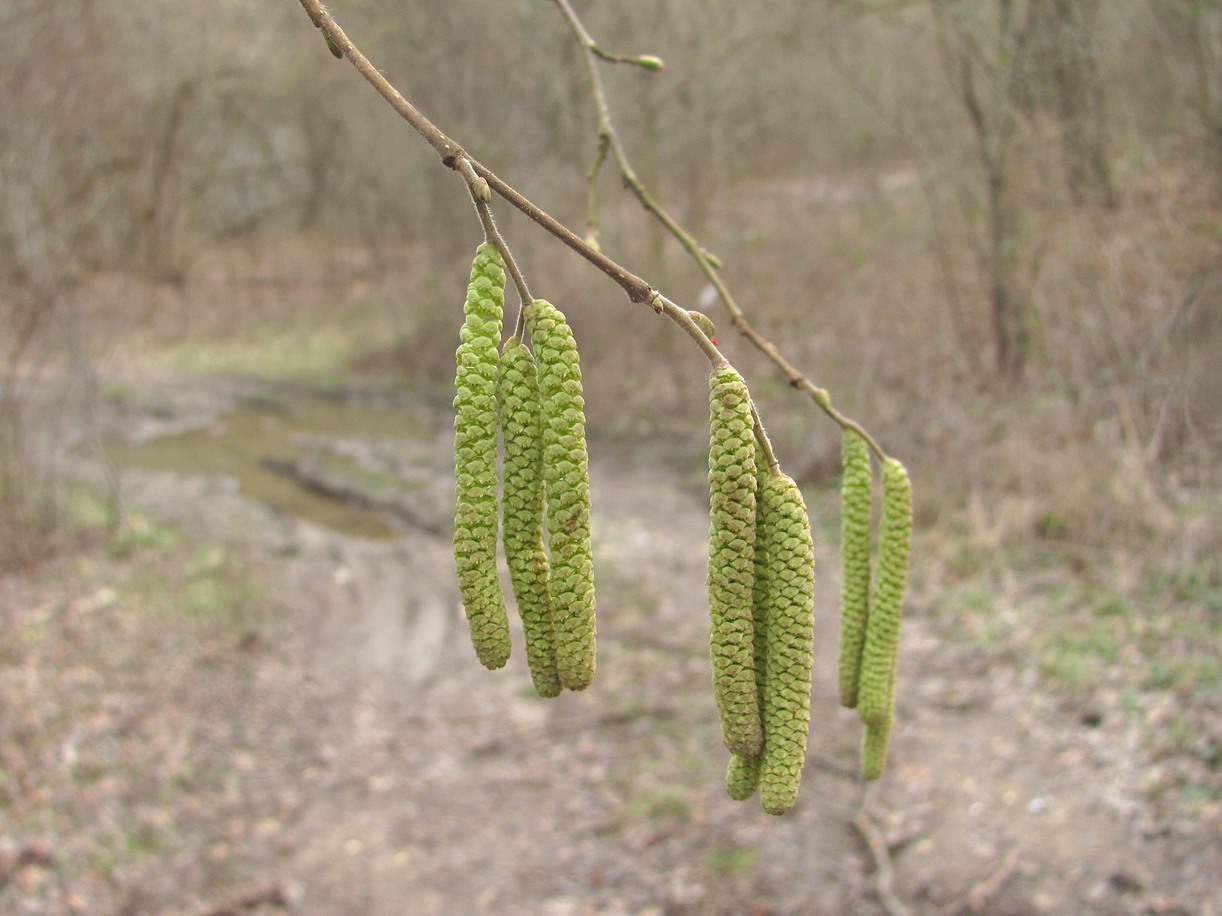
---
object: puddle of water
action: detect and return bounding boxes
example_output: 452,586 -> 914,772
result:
104,396 -> 432,540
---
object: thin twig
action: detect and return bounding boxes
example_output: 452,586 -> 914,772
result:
455,157 -> 532,337
584,133 -> 610,247
196,882 -> 290,916
297,0 -> 891,457
751,402 -> 780,474
545,0 -> 890,459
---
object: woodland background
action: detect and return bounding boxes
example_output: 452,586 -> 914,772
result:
1,1 -> 1220,913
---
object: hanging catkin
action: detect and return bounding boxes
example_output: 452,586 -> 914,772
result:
856,458 -> 913,729
499,338 -> 561,698
707,365 -> 763,760
861,672 -> 895,780
524,299 -> 596,691
725,463 -> 774,801
453,243 -> 512,670
757,470 -> 816,816
837,430 -> 874,709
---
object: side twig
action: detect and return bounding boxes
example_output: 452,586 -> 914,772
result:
547,0 -> 889,460
297,0 -> 888,454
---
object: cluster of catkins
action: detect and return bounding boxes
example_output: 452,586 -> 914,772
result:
706,365 -> 817,816
836,431 -> 913,781
453,243 -> 595,694
452,242 -> 912,814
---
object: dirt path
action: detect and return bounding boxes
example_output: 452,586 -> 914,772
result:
3,378 -> 1218,915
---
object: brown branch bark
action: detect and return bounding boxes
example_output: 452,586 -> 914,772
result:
295,0 -> 891,455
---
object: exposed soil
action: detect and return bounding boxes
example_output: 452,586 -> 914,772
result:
2,374 -> 1219,915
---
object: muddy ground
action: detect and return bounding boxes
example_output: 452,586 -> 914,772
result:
2,374 -> 1219,915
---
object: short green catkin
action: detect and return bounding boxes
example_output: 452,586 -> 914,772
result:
499,339 -> 561,698
861,714 -> 892,781
453,243 -> 512,670
707,366 -> 763,760
856,458 -> 913,730
837,430 -> 874,709
524,299 -> 596,691
758,471 -> 816,816
725,464 -> 774,801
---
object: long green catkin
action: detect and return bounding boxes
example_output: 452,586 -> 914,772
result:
856,458 -> 913,729
524,299 -> 596,691
725,464 -> 774,801
838,430 -> 874,709
453,243 -> 512,670
757,471 -> 816,816
499,339 -> 561,698
707,366 -> 763,760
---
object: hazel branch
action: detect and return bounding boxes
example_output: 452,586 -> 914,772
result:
457,157 -> 532,339
297,0 -> 649,302
585,134 -> 610,250
546,0 -> 890,461
297,0 -> 878,451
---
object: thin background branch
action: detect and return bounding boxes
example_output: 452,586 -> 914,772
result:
296,0 -> 891,461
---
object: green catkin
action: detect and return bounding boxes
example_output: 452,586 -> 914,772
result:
453,243 -> 512,670
856,458 -> 913,730
725,757 -> 759,802
707,366 -> 763,760
725,464 -> 774,801
757,471 -> 816,816
524,299 -> 596,691
838,430 -> 874,709
861,714 -> 892,781
499,339 -> 561,698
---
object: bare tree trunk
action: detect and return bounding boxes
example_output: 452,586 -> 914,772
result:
1185,0 -> 1222,172
936,0 -> 1032,378
1020,0 -> 1116,206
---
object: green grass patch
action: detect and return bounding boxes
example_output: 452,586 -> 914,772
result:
705,842 -> 758,878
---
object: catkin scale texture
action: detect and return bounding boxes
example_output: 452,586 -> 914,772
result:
757,471 -> 815,816
725,753 -> 760,801
499,339 -> 561,698
707,366 -> 763,760
857,458 -> 913,729
838,431 -> 874,708
524,299 -> 596,691
724,464 -> 775,801
453,243 -> 512,670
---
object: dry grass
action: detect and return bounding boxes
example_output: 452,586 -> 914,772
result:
3,149 -> 1220,909
61,148 -> 1221,568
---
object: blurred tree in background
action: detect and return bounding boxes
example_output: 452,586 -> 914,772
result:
2,0 -> 1219,564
